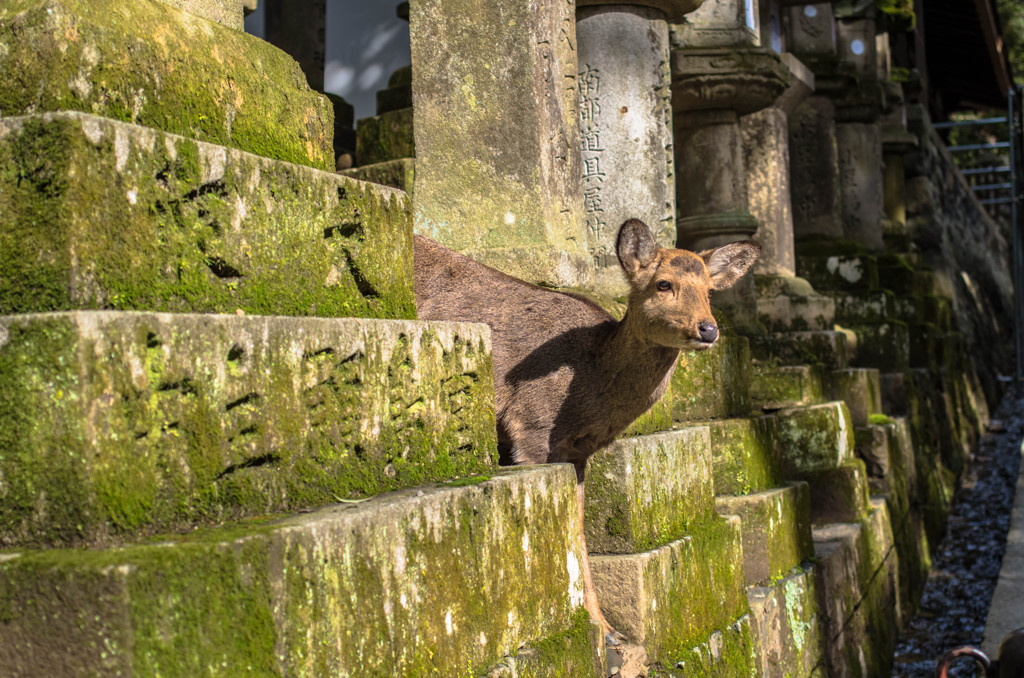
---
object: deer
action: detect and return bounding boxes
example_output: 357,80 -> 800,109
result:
413,218 -> 760,647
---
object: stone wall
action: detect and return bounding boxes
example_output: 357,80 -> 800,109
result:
905,105 -> 1015,405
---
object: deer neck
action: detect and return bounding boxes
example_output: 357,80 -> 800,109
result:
599,310 -> 681,398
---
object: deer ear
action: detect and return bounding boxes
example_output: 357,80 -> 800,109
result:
616,219 -> 658,280
700,240 -> 761,290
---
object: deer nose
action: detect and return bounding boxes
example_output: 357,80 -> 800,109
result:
698,321 -> 718,343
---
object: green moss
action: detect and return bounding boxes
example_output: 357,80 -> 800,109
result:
0,314 -> 498,548
707,417 -> 782,495
868,413 -> 892,425
0,113 -> 415,319
0,0 -> 334,170
442,474 -> 493,487
356,107 -> 415,165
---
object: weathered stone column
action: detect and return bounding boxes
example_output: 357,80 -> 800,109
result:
785,2 -> 845,242
409,0 -> 590,287
741,53 -> 814,277
670,44 -> 788,330
575,2 -> 697,292
263,0 -> 327,90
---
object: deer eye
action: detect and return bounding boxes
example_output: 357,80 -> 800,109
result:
656,280 -> 672,291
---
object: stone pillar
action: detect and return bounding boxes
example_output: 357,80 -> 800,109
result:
832,11 -> 885,250
785,1 -> 887,251
263,0 -> 327,90
409,0 -> 590,287
672,51 -> 788,253
575,4 -> 680,292
789,96 -> 843,240
741,53 -> 814,277
670,9 -> 788,330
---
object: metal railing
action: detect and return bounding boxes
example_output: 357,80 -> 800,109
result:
934,87 -> 1024,381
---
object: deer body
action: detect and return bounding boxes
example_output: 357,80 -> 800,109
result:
413,219 -> 759,641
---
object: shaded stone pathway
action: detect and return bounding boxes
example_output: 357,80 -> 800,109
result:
892,386 -> 1024,677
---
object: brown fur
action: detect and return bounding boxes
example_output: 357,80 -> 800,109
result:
413,219 -> 759,639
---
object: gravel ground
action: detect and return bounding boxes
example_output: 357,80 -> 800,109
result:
891,386 -> 1024,677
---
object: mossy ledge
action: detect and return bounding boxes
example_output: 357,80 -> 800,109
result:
0,466 -> 590,677
0,112 -> 415,319
0,312 -> 497,548
0,0 -> 333,169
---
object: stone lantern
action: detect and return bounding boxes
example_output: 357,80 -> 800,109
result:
669,4 -> 790,330
575,0 -> 704,292
785,0 -> 888,251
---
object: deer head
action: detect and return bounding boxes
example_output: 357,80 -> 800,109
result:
616,219 -> 760,350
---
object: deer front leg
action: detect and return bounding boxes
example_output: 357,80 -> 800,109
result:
575,470 -> 626,646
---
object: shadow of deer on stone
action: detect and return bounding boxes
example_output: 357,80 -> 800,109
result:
414,218 -> 759,649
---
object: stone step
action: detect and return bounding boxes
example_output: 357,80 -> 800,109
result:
796,252 -> 880,292
356,107 -> 415,166
670,335 -> 752,423
0,0 -> 333,170
891,294 -> 953,330
0,112 -> 415,319
848,321 -> 911,371
770,402 -> 855,477
825,367 -> 883,427
746,565 -> 826,678
812,500 -> 900,677
750,363 -> 825,411
343,157 -> 417,197
584,428 -> 714,555
749,330 -> 851,369
833,290 -> 897,324
0,466 -> 595,677
591,517 -> 756,675
754,274 -> 836,332
706,417 -> 784,496
802,460 -> 871,526
0,311 -> 496,548
860,418 -> 931,624
716,483 -> 815,586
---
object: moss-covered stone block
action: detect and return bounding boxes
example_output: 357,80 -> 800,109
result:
585,428 -> 714,555
0,466 -> 591,677
670,335 -> 751,422
826,368 -> 882,427
833,290 -> 896,324
0,112 -> 415,319
356,107 -> 415,166
849,321 -> 910,371
591,517 -> 749,667
908,323 -> 938,368
754,275 -> 835,332
747,566 -> 826,678
716,483 -> 815,585
883,419 -> 931,624
796,253 -> 879,292
157,0 -> 243,29
770,402 -> 855,477
648,615 -> 759,678
481,612 -> 602,678
854,424 -> 890,491
707,417 -> 783,495
0,0 -> 333,170
342,157 -> 416,197
812,506 -> 900,677
749,330 -> 850,369
750,363 -> 825,410
801,460 -> 871,526
0,311 -> 497,547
